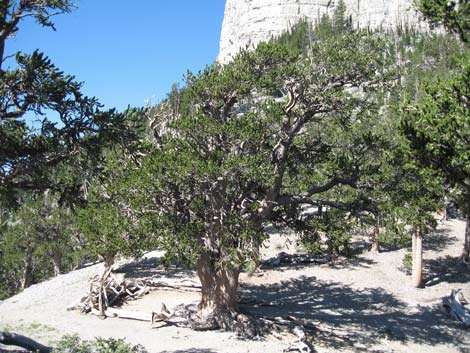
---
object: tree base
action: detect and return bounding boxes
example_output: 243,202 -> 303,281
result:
190,306 -> 258,338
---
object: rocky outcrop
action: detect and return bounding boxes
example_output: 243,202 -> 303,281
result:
218,0 -> 432,63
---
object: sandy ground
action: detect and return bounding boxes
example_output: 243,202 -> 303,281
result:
1,219 -> 469,353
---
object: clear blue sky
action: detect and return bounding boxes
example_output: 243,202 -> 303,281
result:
6,1 -> 226,112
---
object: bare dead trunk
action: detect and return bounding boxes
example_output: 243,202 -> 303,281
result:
51,252 -> 61,276
370,224 -> 380,253
98,254 -> 115,317
0,38 -> 4,71
369,213 -> 382,253
194,252 -> 240,330
412,231 -> 424,288
102,254 -> 115,274
21,248 -> 34,289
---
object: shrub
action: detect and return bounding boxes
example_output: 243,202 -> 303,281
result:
53,335 -> 148,353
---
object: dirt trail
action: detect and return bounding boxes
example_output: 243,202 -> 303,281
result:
1,219 -> 469,353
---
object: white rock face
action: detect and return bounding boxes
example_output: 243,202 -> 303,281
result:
218,0 -> 431,63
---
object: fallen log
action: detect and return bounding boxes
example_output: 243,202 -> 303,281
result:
89,303 -> 174,324
0,332 -> 52,353
444,289 -> 470,327
91,307 -> 152,321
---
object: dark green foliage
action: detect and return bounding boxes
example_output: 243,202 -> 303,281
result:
402,252 -> 413,272
300,209 -> 354,257
0,191 -> 82,299
403,53 -> 470,211
0,1 -> 138,204
53,335 -> 148,353
273,14 -> 457,254
414,0 -> 470,43
0,48 -> 132,200
404,3 -> 470,221
74,147 -> 157,264
275,1 -> 352,57
0,0 -> 143,298
0,1 -> 75,34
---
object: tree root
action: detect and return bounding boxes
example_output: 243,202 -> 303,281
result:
188,307 -> 258,338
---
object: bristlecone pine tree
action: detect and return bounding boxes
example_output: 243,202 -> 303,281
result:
141,20 -> 397,333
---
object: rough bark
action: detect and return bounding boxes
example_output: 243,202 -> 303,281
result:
102,253 -> 115,273
51,252 -> 61,276
370,224 -> 380,253
191,177 -> 255,333
412,231 -> 424,288
0,1 -> 8,70
194,252 -> 241,331
98,253 -> 115,317
461,216 -> 470,262
0,36 -> 4,71
21,248 -> 34,289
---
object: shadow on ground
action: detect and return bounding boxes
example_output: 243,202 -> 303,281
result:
424,225 -> 459,252
160,348 -> 217,353
425,256 -> 470,287
240,276 -> 469,352
116,257 -> 195,280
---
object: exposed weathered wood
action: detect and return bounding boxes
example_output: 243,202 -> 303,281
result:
89,303 -> 174,324
290,326 -> 314,353
104,308 -> 152,321
145,279 -> 202,292
412,231 -> 424,288
0,332 -> 52,353
69,267 -> 151,315
66,295 -> 88,311
445,290 -> 470,327
151,303 -> 174,326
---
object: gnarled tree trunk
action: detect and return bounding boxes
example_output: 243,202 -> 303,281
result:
21,248 -> 34,289
51,252 -> 62,276
412,230 -> 424,288
102,253 -> 115,274
370,223 -> 380,253
193,251 -> 241,331
461,216 -> 470,262
98,253 -> 115,317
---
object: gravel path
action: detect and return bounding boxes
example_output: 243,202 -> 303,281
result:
1,219 -> 469,353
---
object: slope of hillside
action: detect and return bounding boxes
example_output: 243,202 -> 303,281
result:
218,0 -> 435,62
1,220 -> 469,353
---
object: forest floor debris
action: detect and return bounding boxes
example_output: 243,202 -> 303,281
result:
1,219 -> 469,353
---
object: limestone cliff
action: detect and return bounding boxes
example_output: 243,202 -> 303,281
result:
218,0 -> 431,63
